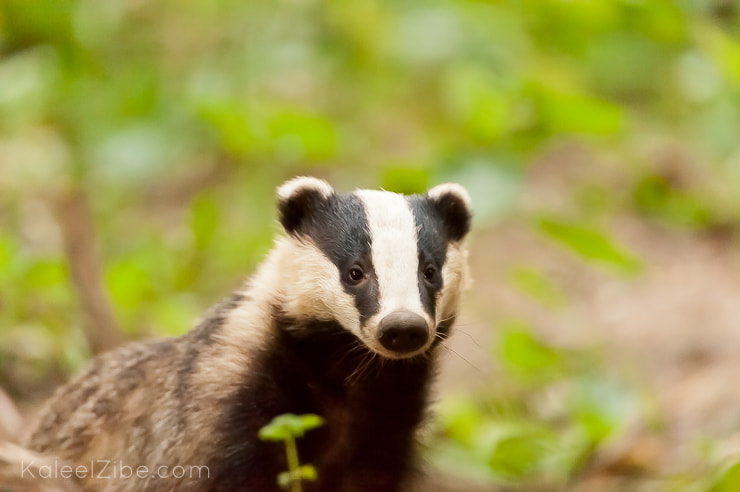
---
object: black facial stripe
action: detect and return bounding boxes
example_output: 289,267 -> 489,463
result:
353,265 -> 379,323
408,196 -> 449,320
293,193 -> 380,323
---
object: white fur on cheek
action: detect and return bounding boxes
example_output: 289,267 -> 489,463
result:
438,242 -> 470,323
356,190 -> 427,321
274,238 -> 361,335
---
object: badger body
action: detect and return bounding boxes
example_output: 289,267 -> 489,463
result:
26,177 -> 472,492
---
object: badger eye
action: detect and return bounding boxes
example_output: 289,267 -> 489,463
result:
423,265 -> 437,282
346,266 -> 365,285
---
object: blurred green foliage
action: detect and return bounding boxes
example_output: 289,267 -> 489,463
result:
2,0 -> 740,489
538,217 -> 643,275
430,321 -> 643,487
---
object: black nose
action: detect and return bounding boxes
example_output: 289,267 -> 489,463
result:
377,311 -> 429,353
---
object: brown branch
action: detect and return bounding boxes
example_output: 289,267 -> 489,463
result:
53,187 -> 124,355
0,388 -> 23,444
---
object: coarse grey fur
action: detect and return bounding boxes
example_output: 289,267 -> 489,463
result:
22,177 -> 472,492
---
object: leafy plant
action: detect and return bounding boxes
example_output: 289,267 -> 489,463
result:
429,321 -> 643,487
259,413 -> 324,492
537,218 -> 642,275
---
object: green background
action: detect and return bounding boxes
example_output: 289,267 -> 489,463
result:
2,1 -> 740,489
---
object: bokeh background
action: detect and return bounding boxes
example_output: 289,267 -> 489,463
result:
2,0 -> 740,490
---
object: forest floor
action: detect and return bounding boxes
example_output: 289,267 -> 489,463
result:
435,156 -> 740,490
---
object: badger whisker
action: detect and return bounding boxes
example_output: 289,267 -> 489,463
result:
345,349 -> 367,385
436,339 -> 487,379
451,325 -> 485,350
24,176 -> 474,492
345,350 -> 376,386
335,340 -> 367,369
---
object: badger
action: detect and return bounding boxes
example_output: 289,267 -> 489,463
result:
24,177 -> 472,492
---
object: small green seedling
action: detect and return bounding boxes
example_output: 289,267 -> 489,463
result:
259,413 -> 324,492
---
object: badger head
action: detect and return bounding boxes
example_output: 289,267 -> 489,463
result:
272,176 -> 471,360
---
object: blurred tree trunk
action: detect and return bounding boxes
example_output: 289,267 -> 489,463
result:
54,187 -> 124,355
0,388 -> 23,444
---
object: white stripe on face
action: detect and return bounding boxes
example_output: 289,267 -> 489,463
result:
355,190 -> 426,321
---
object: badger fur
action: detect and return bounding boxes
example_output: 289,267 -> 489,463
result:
25,177 -> 472,492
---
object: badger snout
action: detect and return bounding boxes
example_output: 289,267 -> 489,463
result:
377,310 -> 429,354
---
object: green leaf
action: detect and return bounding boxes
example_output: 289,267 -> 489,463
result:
571,377 -> 638,444
106,259 -> 152,311
150,295 -> 201,337
258,424 -> 290,442
276,465 -> 317,489
277,471 -> 292,489
632,175 -> 712,228
497,322 -> 562,382
537,218 -> 642,274
25,260 -> 68,289
297,465 -> 318,481
268,111 -> 337,162
193,99 -> 262,158
259,413 -> 324,441
443,65 -> 512,143
538,88 -> 624,135
712,462 -> 740,492
382,166 -> 429,195
436,396 -> 485,446
507,266 -> 566,308
0,237 -> 15,275
486,424 -> 554,480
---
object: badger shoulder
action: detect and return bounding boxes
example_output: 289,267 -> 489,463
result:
22,177 -> 473,492
25,292 -> 261,464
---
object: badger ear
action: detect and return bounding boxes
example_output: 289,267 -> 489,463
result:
427,183 -> 472,242
277,176 -> 334,235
